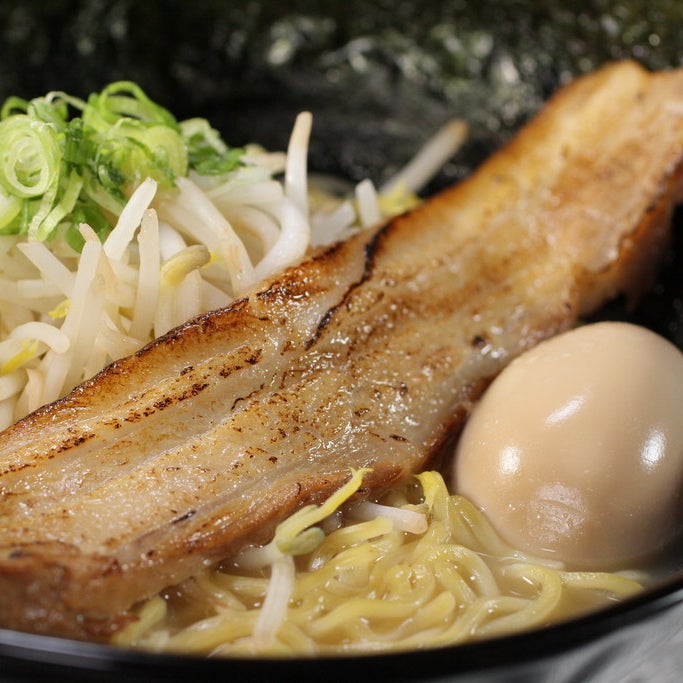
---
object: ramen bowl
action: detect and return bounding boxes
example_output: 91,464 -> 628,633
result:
0,1 -> 682,680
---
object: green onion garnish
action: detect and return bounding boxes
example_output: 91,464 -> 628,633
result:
0,81 -> 244,246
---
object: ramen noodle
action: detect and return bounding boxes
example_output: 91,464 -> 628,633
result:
113,471 -> 642,655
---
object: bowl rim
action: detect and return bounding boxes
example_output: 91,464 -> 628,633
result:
2,568 -> 683,681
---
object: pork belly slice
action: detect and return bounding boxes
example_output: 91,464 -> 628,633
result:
1,60 -> 683,640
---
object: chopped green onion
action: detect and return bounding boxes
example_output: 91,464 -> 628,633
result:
0,191 -> 21,232
0,81 -> 245,247
181,118 -> 244,176
0,115 -> 62,198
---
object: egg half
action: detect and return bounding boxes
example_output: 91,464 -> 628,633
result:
453,321 -> 683,569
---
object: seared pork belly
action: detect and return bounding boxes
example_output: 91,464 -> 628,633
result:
1,61 -> 682,640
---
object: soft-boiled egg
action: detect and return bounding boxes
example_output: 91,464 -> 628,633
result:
453,321 -> 683,569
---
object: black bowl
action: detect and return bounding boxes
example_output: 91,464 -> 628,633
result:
1,575 -> 683,682
1,1 -> 682,680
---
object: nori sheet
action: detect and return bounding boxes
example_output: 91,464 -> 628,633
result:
0,0 -> 681,182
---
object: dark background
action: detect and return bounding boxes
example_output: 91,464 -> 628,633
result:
1,0 -> 681,184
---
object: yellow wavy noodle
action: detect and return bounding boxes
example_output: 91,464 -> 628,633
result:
113,472 -> 643,656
